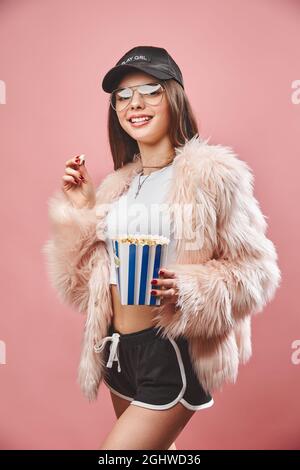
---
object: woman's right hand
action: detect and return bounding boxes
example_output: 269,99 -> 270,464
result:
62,155 -> 96,209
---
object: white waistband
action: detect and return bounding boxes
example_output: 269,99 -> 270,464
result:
94,333 -> 121,372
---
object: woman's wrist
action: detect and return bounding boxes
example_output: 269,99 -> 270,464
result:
72,200 -> 96,210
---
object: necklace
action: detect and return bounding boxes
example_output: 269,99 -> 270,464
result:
134,173 -> 151,199
134,155 -> 175,199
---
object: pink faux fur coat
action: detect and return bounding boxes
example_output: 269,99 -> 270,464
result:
42,134 -> 281,402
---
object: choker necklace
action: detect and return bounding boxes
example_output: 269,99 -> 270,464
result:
134,152 -> 175,199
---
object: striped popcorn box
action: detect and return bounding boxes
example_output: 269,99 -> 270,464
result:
111,234 -> 170,306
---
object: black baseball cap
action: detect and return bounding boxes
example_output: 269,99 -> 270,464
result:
101,45 -> 184,93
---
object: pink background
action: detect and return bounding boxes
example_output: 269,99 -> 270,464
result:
0,0 -> 299,450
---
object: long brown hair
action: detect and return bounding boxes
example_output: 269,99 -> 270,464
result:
107,78 -> 200,170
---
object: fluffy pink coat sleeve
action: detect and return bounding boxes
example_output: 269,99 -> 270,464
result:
154,150 -> 282,340
41,189 -> 104,314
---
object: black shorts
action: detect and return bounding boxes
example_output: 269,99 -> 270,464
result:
100,323 -> 214,411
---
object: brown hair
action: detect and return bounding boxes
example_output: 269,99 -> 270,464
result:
107,78 -> 200,170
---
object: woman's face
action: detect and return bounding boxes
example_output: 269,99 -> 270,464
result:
114,71 -> 171,145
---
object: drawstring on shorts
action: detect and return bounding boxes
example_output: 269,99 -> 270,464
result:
94,333 -> 121,372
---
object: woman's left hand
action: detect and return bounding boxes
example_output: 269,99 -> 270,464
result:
151,268 -> 179,305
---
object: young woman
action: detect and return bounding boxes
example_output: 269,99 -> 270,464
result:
43,46 -> 281,450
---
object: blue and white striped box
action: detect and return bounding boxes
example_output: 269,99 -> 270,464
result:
111,234 -> 170,305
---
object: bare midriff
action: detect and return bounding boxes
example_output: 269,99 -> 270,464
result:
110,284 -> 163,334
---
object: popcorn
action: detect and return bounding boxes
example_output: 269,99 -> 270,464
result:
110,234 -> 170,305
78,154 -> 85,166
114,233 -> 170,246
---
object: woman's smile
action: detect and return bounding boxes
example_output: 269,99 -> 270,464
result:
129,116 -> 154,128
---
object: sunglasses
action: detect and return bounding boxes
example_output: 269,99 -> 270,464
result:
110,82 -> 165,111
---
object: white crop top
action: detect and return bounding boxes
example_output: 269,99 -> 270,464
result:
104,161 -> 177,284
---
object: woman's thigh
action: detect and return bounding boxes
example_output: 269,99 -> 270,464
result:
110,391 -> 131,419
108,392 -> 177,450
100,400 -> 195,450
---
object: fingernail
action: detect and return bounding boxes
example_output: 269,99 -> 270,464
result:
159,270 -> 165,276
151,290 -> 157,295
151,279 -> 157,284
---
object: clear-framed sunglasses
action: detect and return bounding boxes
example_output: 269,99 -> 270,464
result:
110,82 -> 165,112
